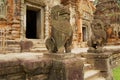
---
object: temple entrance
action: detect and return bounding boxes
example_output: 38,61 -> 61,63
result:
25,4 -> 45,39
26,10 -> 37,39
82,27 -> 87,42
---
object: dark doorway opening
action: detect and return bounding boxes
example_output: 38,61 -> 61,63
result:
26,10 -> 37,39
82,27 -> 87,41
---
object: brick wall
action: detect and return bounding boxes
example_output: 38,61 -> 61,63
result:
0,0 -> 21,40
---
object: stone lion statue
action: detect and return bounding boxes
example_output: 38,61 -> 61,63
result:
88,19 -> 107,53
45,5 -> 73,53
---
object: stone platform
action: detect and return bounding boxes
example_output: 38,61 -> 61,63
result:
44,53 -> 84,80
0,52 -> 84,80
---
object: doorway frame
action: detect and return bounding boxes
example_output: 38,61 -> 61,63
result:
24,2 -> 45,40
82,25 -> 88,42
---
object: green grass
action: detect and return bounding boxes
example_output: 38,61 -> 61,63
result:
112,66 -> 120,80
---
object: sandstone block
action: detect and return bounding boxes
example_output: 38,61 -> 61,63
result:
21,58 -> 52,75
28,74 -> 48,80
7,73 -> 26,80
48,54 -> 84,80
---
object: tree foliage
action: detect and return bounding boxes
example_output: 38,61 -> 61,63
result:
118,0 -> 120,7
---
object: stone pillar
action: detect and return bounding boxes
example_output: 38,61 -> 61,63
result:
20,0 -> 26,40
12,19 -> 20,40
45,5 -> 50,37
86,53 -> 113,80
77,18 -> 82,43
69,4 -> 77,48
12,0 -> 21,40
44,53 -> 84,80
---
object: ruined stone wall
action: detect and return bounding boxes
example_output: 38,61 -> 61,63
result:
0,53 -> 84,80
0,0 -> 21,53
0,0 -> 21,40
0,54 -> 52,80
94,0 -> 120,43
60,0 -> 95,48
74,0 -> 95,47
0,0 -> 95,52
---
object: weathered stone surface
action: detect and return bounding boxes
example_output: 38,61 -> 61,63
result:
20,40 -> 33,52
88,19 -> 106,53
2,40 -> 21,53
45,5 -> 73,53
48,54 -> 84,80
0,53 -> 48,80
0,66 -> 23,75
21,57 -> 52,75
94,0 -> 120,43
29,74 -> 48,80
111,52 -> 120,68
0,53 -> 85,80
0,73 -> 25,80
6,73 -> 26,80
44,53 -> 75,59
84,52 -> 113,80
0,59 -> 18,67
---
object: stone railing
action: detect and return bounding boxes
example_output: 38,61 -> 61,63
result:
111,52 -> 120,69
0,54 -> 52,80
80,51 -> 120,80
0,53 -> 84,80
81,52 -> 113,80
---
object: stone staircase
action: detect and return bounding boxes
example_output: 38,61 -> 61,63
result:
30,39 -> 47,53
0,39 -> 47,53
81,57 -> 106,80
0,40 -> 21,53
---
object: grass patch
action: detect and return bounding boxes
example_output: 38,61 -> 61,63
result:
112,66 -> 120,80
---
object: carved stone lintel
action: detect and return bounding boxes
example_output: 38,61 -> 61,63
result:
26,0 -> 45,6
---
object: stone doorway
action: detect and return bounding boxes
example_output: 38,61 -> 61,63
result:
82,27 -> 87,42
26,9 -> 38,39
25,3 -> 45,39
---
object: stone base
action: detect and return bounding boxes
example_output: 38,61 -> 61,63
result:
87,47 -> 104,53
85,52 -> 113,80
44,53 -> 84,80
0,53 -> 84,80
44,53 -> 75,59
20,40 -> 33,52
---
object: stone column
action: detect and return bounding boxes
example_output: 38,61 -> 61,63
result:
86,53 -> 113,80
77,18 -> 82,43
12,0 -> 21,40
45,5 -> 50,38
44,53 -> 84,80
20,0 -> 26,40
69,4 -> 78,48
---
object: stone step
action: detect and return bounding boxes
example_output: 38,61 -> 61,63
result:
32,42 -> 46,48
84,70 -> 100,80
29,39 -> 45,44
32,44 -> 46,48
7,44 -> 20,47
30,47 -> 47,53
84,63 -> 94,72
92,77 -> 106,80
80,57 -> 87,63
